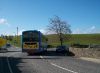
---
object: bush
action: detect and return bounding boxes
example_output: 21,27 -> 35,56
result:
47,44 -> 54,48
0,38 -> 6,48
71,43 -> 89,48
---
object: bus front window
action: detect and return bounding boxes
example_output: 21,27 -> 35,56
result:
23,31 -> 39,42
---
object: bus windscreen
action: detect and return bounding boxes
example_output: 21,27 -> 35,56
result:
23,31 -> 39,42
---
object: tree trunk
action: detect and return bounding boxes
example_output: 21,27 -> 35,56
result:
60,38 -> 63,46
59,33 -> 63,46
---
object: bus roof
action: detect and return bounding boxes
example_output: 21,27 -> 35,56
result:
22,30 -> 40,33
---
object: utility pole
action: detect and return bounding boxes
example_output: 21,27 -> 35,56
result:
17,27 -> 18,46
17,27 -> 18,36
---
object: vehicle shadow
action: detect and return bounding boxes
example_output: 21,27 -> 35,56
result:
28,50 -> 75,56
0,57 -> 23,73
18,50 -> 75,60
7,50 -> 21,52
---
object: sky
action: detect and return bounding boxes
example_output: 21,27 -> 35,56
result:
0,0 -> 100,35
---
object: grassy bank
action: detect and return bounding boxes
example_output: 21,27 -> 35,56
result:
46,34 -> 100,47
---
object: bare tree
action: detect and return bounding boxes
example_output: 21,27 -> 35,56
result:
48,16 -> 71,46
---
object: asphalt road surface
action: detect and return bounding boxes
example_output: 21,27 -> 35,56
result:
0,46 -> 100,73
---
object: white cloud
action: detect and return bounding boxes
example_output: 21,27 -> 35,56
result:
90,26 -> 95,30
39,29 -> 48,35
0,18 -> 8,24
72,25 -> 98,34
72,28 -> 82,34
85,25 -> 96,33
39,29 -> 46,34
18,29 -> 25,35
39,29 -> 55,35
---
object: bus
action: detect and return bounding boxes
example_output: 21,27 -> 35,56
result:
22,30 -> 48,54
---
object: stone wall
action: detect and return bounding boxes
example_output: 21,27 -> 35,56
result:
69,47 -> 100,59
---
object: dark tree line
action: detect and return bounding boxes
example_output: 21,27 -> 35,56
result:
1,34 -> 13,41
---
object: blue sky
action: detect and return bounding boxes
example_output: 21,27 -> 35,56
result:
0,0 -> 100,35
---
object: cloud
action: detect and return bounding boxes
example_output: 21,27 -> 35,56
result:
90,26 -> 95,30
18,29 -> 25,35
85,26 -> 96,33
72,28 -> 82,34
72,25 -> 98,34
39,29 -> 55,35
0,18 -> 8,24
39,29 -> 46,34
39,29 -> 49,34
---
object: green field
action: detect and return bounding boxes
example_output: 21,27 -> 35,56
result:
7,34 -> 100,47
46,34 -> 100,46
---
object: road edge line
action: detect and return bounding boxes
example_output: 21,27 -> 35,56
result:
80,57 -> 100,64
50,63 -> 78,73
7,57 -> 13,73
40,56 -> 43,59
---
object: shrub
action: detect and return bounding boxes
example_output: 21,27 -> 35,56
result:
47,44 -> 54,48
71,43 -> 89,48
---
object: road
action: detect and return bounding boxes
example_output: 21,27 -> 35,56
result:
0,46 -> 100,73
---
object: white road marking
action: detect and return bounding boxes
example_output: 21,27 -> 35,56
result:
40,56 -> 43,59
51,63 -> 78,73
7,57 -> 13,73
